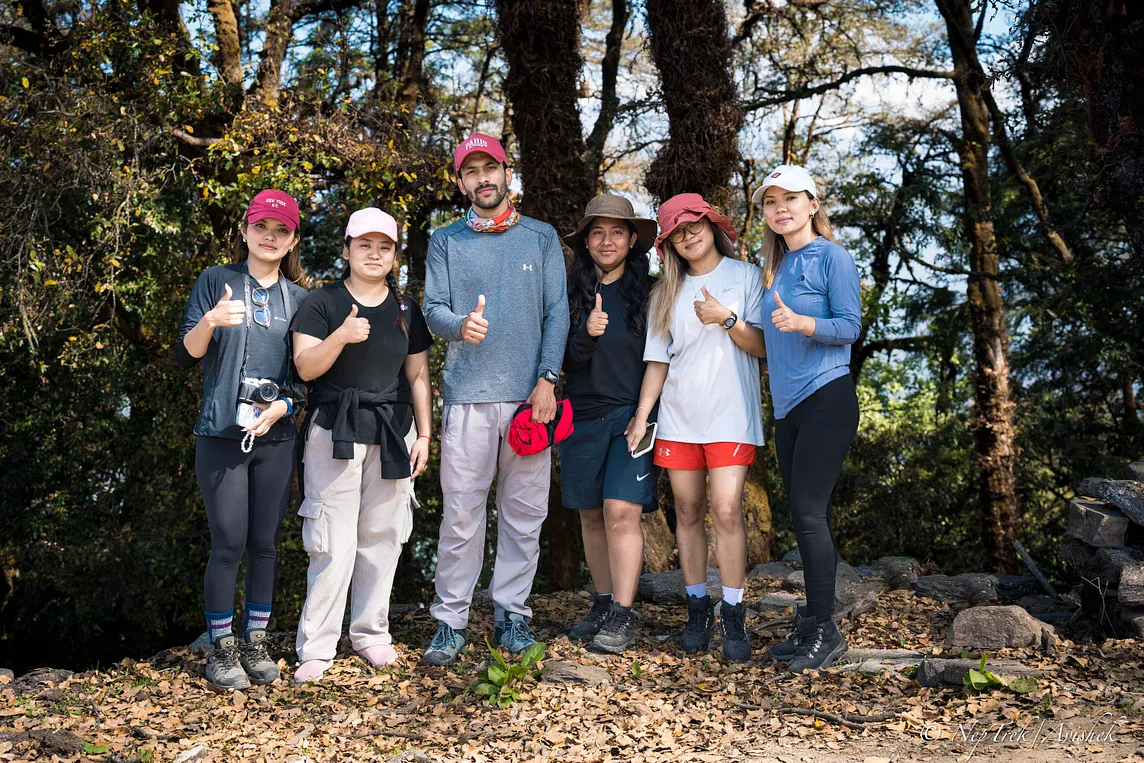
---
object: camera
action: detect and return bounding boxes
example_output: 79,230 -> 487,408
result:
238,378 -> 281,405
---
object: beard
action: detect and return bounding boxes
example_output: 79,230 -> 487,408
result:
468,181 -> 509,210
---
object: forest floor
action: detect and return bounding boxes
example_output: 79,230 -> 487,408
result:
3,583 -> 1144,763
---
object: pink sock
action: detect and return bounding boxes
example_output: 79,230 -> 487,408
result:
357,644 -> 399,667
293,659 -> 332,683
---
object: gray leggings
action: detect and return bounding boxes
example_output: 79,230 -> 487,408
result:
195,435 -> 295,612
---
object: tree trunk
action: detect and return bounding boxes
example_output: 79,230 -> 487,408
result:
937,0 -> 1020,573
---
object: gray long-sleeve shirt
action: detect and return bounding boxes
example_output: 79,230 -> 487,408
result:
422,216 -> 570,405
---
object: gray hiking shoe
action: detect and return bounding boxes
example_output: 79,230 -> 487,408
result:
206,635 -> 251,691
240,629 -> 280,684
569,594 -> 613,641
495,612 -> 538,655
769,605 -> 816,661
590,603 -> 637,654
422,620 -> 468,666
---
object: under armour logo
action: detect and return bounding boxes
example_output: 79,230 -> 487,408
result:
522,264 -> 534,271
657,447 -> 671,457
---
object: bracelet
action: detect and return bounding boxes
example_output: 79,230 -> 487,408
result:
282,398 -> 294,415
417,434 -> 431,441
636,406 -> 650,416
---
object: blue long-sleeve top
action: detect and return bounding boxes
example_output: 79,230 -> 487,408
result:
422,215 -> 570,404
760,236 -> 862,419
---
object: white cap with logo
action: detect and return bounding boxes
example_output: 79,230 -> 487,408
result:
345,207 -> 399,242
751,165 -> 819,205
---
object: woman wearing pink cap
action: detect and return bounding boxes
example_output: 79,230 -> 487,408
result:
625,193 -> 767,663
289,207 -> 432,682
177,189 -> 309,690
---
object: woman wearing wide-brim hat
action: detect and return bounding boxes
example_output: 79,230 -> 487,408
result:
559,193 -> 659,654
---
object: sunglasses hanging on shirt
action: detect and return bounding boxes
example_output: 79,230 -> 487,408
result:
251,286 -> 271,328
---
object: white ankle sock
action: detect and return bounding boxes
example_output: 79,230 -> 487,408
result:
685,583 -> 707,599
721,587 -> 743,606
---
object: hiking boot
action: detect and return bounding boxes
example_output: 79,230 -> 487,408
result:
568,594 -> 613,641
769,606 -> 816,661
788,619 -> 848,674
422,620 -> 468,667
591,603 -> 637,654
719,600 -> 752,663
494,612 -> 537,655
239,629 -> 280,684
680,594 -> 714,653
206,635 -> 251,691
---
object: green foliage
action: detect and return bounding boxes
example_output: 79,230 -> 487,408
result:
962,654 -> 1039,695
471,637 -> 546,708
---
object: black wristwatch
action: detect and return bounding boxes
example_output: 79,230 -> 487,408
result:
722,311 -> 738,331
539,369 -> 559,385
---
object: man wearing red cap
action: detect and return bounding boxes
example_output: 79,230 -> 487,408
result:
421,133 -> 569,665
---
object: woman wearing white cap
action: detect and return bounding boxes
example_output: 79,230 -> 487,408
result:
289,208 -> 433,682
752,166 -> 861,673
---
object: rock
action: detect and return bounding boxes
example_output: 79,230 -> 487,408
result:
1128,461 -> 1144,483
1059,537 -> 1097,572
12,667 -> 73,692
872,556 -> 921,589
1118,608 -> 1144,639
837,648 -> 925,662
747,561 -> 796,581
189,631 -> 212,653
1117,565 -> 1144,607
838,659 -> 922,675
1068,497 -> 1130,547
0,668 -> 13,681
174,746 -> 209,763
637,568 -> 721,604
1078,478 -> 1144,526
1094,547 -> 1144,586
915,658 -> 1045,688
752,591 -> 805,614
836,560 -> 862,580
995,575 -> 1043,603
913,573 -> 998,605
386,752 -> 431,763
781,571 -> 805,592
1016,594 -> 1071,613
541,660 -> 611,686
834,578 -> 886,620
0,729 -> 84,756
781,548 -> 802,567
945,605 -> 1058,649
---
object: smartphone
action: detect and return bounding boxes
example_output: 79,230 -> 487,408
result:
236,403 -> 262,428
631,421 -> 658,458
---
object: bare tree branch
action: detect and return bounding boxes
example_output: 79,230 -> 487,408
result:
584,0 -> 628,186
745,65 -> 954,110
165,127 -> 221,148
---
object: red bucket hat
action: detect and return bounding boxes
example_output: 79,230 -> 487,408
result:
654,193 -> 737,261
508,400 -> 575,456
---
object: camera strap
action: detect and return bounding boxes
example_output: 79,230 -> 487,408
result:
238,262 -> 294,453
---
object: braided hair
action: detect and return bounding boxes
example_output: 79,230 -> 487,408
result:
386,270 -> 410,336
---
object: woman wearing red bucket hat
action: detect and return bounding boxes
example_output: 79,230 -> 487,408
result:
177,189 -> 309,690
625,193 -> 767,663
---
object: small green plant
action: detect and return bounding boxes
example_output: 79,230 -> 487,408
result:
630,659 -> 643,677
471,637 -> 545,708
82,741 -> 109,755
962,654 -> 1038,694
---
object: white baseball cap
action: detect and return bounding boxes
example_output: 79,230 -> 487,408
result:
751,165 -> 819,205
345,207 -> 399,242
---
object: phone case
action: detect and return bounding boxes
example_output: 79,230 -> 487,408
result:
236,403 -> 262,428
631,422 -> 658,458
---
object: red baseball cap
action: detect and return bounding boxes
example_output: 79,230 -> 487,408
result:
507,400 -> 574,456
246,189 -> 300,231
454,133 -> 508,171
654,193 -> 737,261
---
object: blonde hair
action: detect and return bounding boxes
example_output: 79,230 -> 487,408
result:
649,219 -> 738,338
760,192 -> 838,289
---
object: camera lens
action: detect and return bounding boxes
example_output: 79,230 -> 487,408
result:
257,382 -> 278,403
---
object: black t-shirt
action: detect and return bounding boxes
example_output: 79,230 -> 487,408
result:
291,281 -> 432,444
245,280 -> 294,385
563,275 -> 656,421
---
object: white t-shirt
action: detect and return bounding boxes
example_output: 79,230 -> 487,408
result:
644,256 -> 766,445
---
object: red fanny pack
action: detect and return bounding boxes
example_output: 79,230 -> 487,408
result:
507,400 -> 574,456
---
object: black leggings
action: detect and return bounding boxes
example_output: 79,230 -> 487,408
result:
195,436 -> 295,613
774,374 -> 859,624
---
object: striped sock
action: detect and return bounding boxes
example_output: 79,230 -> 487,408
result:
205,610 -> 234,646
244,602 -> 272,638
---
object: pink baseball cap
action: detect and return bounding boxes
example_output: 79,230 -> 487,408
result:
345,207 -> 399,242
246,189 -> 300,231
453,132 -> 507,171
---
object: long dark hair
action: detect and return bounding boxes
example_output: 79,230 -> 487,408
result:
234,225 -> 309,288
343,235 -> 408,337
568,222 -> 653,337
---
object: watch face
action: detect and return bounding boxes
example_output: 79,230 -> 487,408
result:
723,315 -> 737,329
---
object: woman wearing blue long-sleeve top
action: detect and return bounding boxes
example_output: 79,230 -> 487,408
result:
753,165 -> 862,674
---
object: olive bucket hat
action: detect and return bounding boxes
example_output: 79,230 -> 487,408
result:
563,194 -> 658,257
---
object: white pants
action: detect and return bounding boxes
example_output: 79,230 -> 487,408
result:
295,424 -> 417,662
431,402 -> 551,628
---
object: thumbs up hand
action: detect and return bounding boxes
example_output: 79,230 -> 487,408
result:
586,291 -> 609,337
461,293 -> 489,344
771,292 -> 813,335
693,285 -> 732,326
336,303 -> 371,344
205,283 -> 246,328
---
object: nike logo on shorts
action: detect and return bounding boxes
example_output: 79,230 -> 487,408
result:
636,473 -> 650,482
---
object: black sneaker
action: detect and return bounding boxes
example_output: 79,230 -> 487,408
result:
680,594 -> 714,653
769,606 -> 816,661
591,603 -> 637,654
719,601 -> 752,663
788,619 -> 847,674
569,594 -> 613,641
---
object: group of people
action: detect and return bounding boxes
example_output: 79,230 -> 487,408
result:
178,132 -> 862,692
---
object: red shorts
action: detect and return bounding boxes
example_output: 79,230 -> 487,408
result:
652,439 -> 757,470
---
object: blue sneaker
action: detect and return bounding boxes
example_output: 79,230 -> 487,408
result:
422,620 -> 467,666
494,612 -> 537,654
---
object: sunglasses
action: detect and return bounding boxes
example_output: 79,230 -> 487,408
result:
668,220 -> 706,243
251,287 -> 271,328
